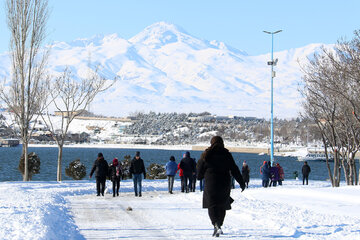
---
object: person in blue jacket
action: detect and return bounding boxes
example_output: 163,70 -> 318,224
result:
260,161 -> 270,188
165,156 -> 178,194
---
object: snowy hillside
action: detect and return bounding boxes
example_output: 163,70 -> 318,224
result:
0,22 -> 326,118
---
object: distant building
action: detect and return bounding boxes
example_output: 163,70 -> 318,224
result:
0,138 -> 19,147
54,110 -> 85,117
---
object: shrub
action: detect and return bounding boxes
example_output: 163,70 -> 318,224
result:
146,163 -> 166,179
18,152 -> 40,180
65,159 -> 86,180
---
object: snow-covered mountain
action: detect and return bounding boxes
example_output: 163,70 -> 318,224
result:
0,22 -> 326,118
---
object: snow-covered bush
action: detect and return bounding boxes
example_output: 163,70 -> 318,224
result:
120,155 -> 132,180
65,159 -> 86,180
18,152 -> 40,180
146,163 -> 166,179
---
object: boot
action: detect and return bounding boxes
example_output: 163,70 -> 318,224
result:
212,223 -> 221,237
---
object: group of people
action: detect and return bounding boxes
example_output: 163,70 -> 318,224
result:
260,161 -> 285,187
165,151 -> 197,194
260,160 -> 312,188
88,137 -> 316,237
166,151 -> 252,195
89,151 -> 146,197
89,136 -> 247,237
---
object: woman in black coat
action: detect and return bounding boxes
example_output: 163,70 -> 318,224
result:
197,136 -> 245,237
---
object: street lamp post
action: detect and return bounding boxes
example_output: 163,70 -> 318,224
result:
263,30 -> 282,165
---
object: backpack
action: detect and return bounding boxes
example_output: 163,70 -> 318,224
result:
116,165 -> 121,177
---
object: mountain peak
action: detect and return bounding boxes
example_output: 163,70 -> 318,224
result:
129,21 -> 191,47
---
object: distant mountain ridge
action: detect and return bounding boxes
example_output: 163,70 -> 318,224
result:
0,22 -> 326,118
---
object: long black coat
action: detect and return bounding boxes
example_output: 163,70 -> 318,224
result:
197,146 -> 245,210
241,165 -> 250,183
302,164 -> 311,176
90,157 -> 109,178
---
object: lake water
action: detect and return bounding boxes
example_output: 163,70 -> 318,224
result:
0,145 -> 346,182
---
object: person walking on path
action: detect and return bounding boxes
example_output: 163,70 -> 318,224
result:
197,136 -> 245,237
190,158 -> 197,192
179,151 -> 196,193
130,151 -> 146,197
89,153 -> 109,196
269,162 -> 280,187
108,158 -> 122,197
302,161 -> 311,185
276,163 -> 284,186
260,161 -> 270,188
177,162 -> 185,192
241,161 -> 250,188
165,156 -> 178,194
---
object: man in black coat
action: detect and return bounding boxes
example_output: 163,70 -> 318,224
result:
197,136 -> 245,237
302,161 -> 311,185
179,151 -> 196,193
129,151 -> 146,197
90,152 -> 109,196
241,161 -> 250,188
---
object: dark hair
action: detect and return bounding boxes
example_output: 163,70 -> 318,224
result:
170,156 -> 175,161
135,151 -> 140,157
98,152 -> 103,158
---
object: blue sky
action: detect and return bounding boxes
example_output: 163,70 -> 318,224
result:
0,0 -> 359,55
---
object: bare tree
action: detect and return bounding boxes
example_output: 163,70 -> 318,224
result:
0,0 -> 50,181
301,31 -> 360,186
42,65 -> 115,181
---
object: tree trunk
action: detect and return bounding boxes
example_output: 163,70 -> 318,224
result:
57,144 -> 64,182
23,141 -> 29,181
324,145 -> 334,186
354,160 -> 358,185
333,152 -> 340,187
341,159 -> 349,185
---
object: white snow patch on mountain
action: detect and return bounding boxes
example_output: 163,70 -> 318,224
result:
0,22 -> 328,119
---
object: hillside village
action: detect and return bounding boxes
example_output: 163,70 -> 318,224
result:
0,110 -> 321,149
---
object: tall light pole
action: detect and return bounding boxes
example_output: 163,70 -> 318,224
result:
263,30 -> 282,165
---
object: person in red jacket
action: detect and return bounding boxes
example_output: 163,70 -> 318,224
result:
276,163 -> 284,186
177,162 -> 185,192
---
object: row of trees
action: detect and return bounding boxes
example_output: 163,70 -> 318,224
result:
0,0 -> 115,181
301,30 -> 360,187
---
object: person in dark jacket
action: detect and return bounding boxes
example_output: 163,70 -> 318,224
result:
129,151 -> 146,197
269,162 -> 280,187
302,161 -> 311,185
197,136 -> 245,237
89,152 -> 109,196
190,158 -> 197,192
260,161 -> 270,188
165,156 -> 178,194
179,151 -> 196,193
108,158 -> 122,197
241,161 -> 250,188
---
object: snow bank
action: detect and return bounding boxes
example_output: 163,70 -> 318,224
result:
1,179 -> 359,239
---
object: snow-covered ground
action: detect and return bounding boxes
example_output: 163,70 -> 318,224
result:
1,179 -> 360,240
